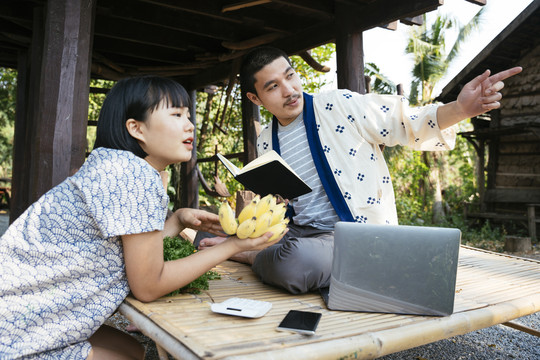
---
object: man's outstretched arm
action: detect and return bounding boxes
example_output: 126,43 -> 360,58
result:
437,66 -> 523,130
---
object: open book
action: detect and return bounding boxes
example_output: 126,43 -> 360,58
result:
217,150 -> 312,199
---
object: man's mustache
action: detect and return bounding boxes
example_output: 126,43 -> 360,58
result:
284,94 -> 301,107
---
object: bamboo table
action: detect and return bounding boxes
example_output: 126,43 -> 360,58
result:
119,246 -> 540,359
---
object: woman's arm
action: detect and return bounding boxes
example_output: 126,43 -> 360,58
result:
122,224 -> 284,303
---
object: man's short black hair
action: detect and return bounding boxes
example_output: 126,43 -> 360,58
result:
93,75 -> 191,158
240,46 -> 291,95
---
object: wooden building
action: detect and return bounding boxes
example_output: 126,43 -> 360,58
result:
0,0 -> 486,222
438,0 -> 540,240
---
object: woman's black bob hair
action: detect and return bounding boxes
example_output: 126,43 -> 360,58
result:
93,75 -> 191,159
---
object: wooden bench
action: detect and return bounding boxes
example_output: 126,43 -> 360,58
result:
119,247 -> 540,359
464,189 -> 540,241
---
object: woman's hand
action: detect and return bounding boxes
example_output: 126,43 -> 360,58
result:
232,229 -> 287,250
174,208 -> 222,235
200,228 -> 288,252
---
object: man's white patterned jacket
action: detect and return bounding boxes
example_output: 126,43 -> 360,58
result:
256,90 -> 456,226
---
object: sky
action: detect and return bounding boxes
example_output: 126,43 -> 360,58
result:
322,0 -> 534,97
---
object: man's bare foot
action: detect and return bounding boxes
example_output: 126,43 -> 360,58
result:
198,237 -> 259,264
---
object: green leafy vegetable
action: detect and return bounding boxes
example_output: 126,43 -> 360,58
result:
163,236 -> 221,295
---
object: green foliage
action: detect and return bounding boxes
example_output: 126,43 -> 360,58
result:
385,148 -> 430,224
406,9 -> 483,105
0,68 -> 17,178
289,43 -> 336,97
87,79 -> 114,152
163,236 -> 221,295
364,62 -> 397,95
386,123 -> 478,224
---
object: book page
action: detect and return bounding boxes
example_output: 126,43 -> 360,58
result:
216,153 -> 240,177
242,150 -> 298,176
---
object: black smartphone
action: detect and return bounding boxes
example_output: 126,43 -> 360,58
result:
276,310 -> 322,335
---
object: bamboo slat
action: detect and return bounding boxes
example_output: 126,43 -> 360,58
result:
120,246 -> 540,360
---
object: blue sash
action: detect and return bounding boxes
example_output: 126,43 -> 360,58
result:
271,93 -> 354,221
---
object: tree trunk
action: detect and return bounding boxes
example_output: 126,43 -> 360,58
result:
431,152 -> 445,224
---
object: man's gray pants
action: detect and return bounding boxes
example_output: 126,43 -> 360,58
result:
251,224 -> 334,294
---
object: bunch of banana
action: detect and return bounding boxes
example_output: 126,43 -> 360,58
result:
219,194 -> 289,241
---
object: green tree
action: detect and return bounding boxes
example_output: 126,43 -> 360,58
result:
364,62 -> 397,95
390,9 -> 483,224
406,11 -> 483,105
0,68 -> 17,179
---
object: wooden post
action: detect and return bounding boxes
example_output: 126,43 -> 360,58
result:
335,4 -> 366,95
181,90 -> 199,209
527,204 -> 537,242
27,0 -> 95,205
335,30 -> 366,94
10,6 -> 45,222
477,139 -> 486,211
11,50 -> 32,223
486,110 -> 500,212
241,89 -> 260,164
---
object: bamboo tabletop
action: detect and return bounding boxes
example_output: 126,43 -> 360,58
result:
120,246 -> 540,360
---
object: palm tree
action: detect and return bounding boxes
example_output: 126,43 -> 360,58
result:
407,11 -> 483,105
405,8 -> 484,223
364,62 -> 397,95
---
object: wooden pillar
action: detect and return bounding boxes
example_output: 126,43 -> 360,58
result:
181,90 -> 199,209
241,90 -> 260,164
26,0 -> 95,206
477,139 -> 486,211
335,5 -> 366,95
11,50 -> 33,223
10,6 -> 45,222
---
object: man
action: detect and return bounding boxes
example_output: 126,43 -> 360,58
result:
200,46 -> 522,294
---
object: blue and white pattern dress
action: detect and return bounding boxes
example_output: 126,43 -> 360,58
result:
0,148 -> 168,359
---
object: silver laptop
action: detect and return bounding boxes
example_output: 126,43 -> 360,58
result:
322,222 -> 461,316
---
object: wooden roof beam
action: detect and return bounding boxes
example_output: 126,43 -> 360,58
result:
222,32 -> 285,50
0,3 -> 33,29
139,0 -> 304,33
222,0 -> 271,13
337,0 -> 442,33
270,0 -> 334,20
379,21 -> 398,31
465,0 -> 487,5
401,15 -> 423,26
98,0 -> 241,42
299,51 -> 331,73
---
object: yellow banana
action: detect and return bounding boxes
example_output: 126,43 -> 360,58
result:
270,204 -> 286,226
237,200 -> 257,224
255,194 -> 276,217
266,222 -> 288,242
236,216 -> 257,239
249,211 -> 273,238
270,201 -> 285,212
218,201 -> 238,235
